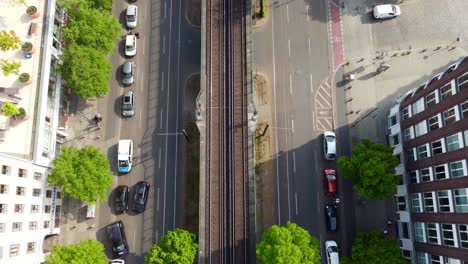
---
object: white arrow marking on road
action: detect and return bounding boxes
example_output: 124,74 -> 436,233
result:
295,192 -> 299,215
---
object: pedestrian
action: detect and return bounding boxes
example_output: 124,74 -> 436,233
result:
135,32 -> 140,39
93,114 -> 102,126
386,220 -> 392,226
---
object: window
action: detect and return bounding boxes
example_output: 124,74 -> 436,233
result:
420,168 -> 432,182
450,161 -> 466,177
426,91 -> 437,107
412,98 -> 425,115
412,193 -> 423,212
434,165 -> 448,180
461,101 -> 468,119
438,190 -> 452,212
29,221 -> 37,230
16,186 -> 25,196
427,223 -> 440,244
31,205 -> 39,213
415,120 -> 428,137
27,242 -> 35,254
442,224 -> 456,246
424,192 -> 435,212
406,148 -> 416,162
431,254 -> 442,264
417,252 -> 428,264
458,73 -> 468,90
0,223 -> 5,232
409,171 -> 419,184
32,188 -> 40,197
459,224 -> 468,248
0,204 -> 6,213
1,165 -> 11,175
415,222 -> 425,242
0,184 -> 7,194
418,144 -> 429,159
404,127 -> 413,141
444,257 -> 462,264
389,134 -> 399,146
46,190 -> 52,198
44,221 -> 50,229
443,108 -> 457,125
396,174 -> 403,185
396,196 -> 406,211
402,249 -> 411,260
388,115 -> 397,127
394,153 -> 401,164
454,188 -> 468,212
432,139 -> 444,155
428,115 -> 441,131
18,168 -> 27,178
14,204 -> 23,213
440,83 -> 453,100
44,205 -> 51,213
9,244 -> 19,257
57,191 -> 61,199
33,172 -> 42,181
402,107 -> 410,120
447,133 -> 463,151
12,222 -> 22,232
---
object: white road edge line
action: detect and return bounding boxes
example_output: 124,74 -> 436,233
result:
295,192 -> 299,215
289,74 -> 292,95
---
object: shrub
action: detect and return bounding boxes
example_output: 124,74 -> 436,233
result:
21,42 -> 33,52
19,73 -> 30,83
1,59 -> 21,76
2,101 -> 20,116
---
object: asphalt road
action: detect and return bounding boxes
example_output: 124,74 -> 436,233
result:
94,0 -> 200,262
253,0 -> 336,261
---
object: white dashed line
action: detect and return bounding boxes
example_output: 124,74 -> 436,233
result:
287,5 -> 289,23
292,151 -> 296,172
295,192 -> 299,215
158,148 -> 162,168
289,74 -> 292,95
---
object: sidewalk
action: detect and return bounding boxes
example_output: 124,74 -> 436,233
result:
333,46 -> 467,250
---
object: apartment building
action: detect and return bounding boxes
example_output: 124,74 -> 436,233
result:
388,56 -> 468,263
0,0 -> 67,262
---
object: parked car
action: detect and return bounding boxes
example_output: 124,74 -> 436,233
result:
122,91 -> 135,117
325,240 -> 339,264
373,4 -> 401,19
126,5 -> 138,29
115,185 -> 129,214
122,61 -> 135,86
323,169 -> 337,196
132,181 -> 150,213
124,35 -> 137,57
322,131 -> 336,160
106,221 -> 128,258
325,204 -> 338,232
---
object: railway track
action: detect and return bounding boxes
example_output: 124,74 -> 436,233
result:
205,0 -> 249,262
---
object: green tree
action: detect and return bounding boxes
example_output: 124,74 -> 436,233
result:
45,239 -> 107,264
2,101 -> 20,116
1,59 -> 21,76
256,222 -> 320,264
0,30 -> 21,52
60,44 -> 111,99
338,139 -> 399,199
343,229 -> 407,264
48,146 -> 112,203
85,0 -> 112,11
145,229 -> 198,264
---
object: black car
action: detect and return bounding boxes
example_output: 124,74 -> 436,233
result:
115,185 -> 129,214
325,204 -> 338,232
106,221 -> 129,258
132,181 -> 150,213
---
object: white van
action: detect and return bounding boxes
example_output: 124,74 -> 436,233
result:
118,140 -> 133,173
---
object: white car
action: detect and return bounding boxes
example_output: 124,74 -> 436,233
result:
125,35 -> 137,57
126,5 -> 138,29
325,240 -> 339,264
373,4 -> 401,19
323,131 -> 336,160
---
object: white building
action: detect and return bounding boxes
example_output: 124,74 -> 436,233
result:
0,0 -> 66,262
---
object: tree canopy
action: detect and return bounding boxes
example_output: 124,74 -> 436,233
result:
256,222 -> 320,264
145,229 -> 198,264
45,239 -> 107,264
60,44 -> 111,99
48,146 -> 112,203
341,229 -> 408,264
338,139 -> 399,199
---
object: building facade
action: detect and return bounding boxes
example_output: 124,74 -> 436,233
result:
388,56 -> 468,263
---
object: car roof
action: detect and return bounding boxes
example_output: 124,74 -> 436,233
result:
126,35 -> 135,43
123,61 -> 133,72
374,4 -> 393,13
324,131 -> 335,137
327,177 -> 337,192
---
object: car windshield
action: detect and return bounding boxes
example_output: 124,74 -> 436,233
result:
119,160 -> 129,167
123,70 -> 132,78
325,135 -> 335,142
328,246 -> 338,253
327,174 -> 336,181
125,44 -> 134,51
123,103 -> 132,110
113,243 -> 124,252
127,14 -> 135,22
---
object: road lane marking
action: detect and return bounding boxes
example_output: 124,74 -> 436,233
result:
139,110 -> 142,128
314,150 -> 318,170
312,111 -> 316,131
163,35 -> 166,54
158,148 -> 162,168
287,5 -> 289,23
288,39 -> 291,57
306,5 -> 309,21
310,73 -> 313,94
161,71 -> 164,91
289,74 -> 292,95
308,38 -> 311,56
291,119 -> 295,133
157,187 -> 160,211
292,151 -> 296,172
164,1 -> 167,20
159,110 -> 163,128
295,192 -> 299,215
317,192 -> 320,212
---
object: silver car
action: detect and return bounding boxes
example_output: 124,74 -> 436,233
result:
122,61 -> 135,86
122,91 -> 135,117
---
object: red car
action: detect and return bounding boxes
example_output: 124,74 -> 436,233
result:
324,169 -> 337,196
